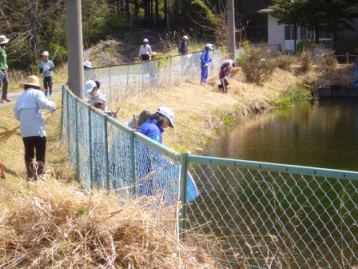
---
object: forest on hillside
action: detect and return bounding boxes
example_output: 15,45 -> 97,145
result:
0,0 -> 270,70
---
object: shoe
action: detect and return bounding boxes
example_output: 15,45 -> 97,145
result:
5,99 -> 10,102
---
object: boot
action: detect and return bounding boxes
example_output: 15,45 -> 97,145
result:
36,161 -> 45,177
25,161 -> 36,179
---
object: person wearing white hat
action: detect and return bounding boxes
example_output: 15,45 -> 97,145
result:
83,60 -> 96,81
138,106 -> 174,144
84,79 -> 107,111
178,35 -> 189,55
13,75 -> 56,179
200,43 -> 214,85
39,51 -> 55,97
139,38 -> 153,61
0,35 -> 10,103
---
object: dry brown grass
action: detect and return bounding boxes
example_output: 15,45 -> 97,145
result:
114,68 -> 304,153
0,96 -> 70,179
0,177 -> 217,268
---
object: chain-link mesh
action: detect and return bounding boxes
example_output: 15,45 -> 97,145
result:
63,44 -> 358,268
185,158 -> 358,268
86,50 -> 224,102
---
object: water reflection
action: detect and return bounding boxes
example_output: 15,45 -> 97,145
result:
212,100 -> 358,171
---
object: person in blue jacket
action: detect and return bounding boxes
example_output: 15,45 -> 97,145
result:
200,43 -> 213,85
138,106 -> 174,143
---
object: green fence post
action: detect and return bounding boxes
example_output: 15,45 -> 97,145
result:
104,116 -> 110,191
88,106 -> 93,189
59,86 -> 64,140
75,99 -> 80,183
179,153 -> 189,237
66,90 -> 70,151
130,132 -> 136,197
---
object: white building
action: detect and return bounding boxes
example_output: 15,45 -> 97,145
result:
258,8 -> 333,52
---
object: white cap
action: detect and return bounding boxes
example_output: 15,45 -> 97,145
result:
42,51 -> 49,56
83,60 -> 92,68
84,80 -> 97,93
183,35 -> 189,40
157,107 -> 175,128
143,38 -> 149,43
205,43 -> 214,50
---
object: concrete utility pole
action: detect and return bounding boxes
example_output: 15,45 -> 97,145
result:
67,0 -> 84,98
227,0 -> 236,59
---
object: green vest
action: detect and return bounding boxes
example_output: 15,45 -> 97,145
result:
0,46 -> 8,70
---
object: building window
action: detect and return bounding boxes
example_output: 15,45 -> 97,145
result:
300,28 -> 314,41
285,25 -> 297,40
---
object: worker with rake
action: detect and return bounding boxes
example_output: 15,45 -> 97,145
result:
14,75 -> 56,179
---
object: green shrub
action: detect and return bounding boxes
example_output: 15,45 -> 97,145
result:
298,41 -> 316,53
238,44 -> 275,85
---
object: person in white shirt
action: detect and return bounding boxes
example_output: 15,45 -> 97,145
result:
139,38 -> 153,61
13,75 -> 56,179
84,80 -> 108,111
39,51 -> 55,97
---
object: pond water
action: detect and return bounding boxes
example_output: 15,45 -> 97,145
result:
187,100 -> 358,268
211,100 -> 358,171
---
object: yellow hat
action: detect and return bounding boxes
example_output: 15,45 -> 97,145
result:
23,75 -> 40,88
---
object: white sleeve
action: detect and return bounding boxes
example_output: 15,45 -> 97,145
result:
36,92 -> 56,112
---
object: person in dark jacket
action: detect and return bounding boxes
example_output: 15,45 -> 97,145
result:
200,43 -> 213,85
218,59 -> 237,93
178,35 -> 189,55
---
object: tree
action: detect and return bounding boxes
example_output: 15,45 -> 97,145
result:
272,0 -> 305,51
273,0 -> 358,46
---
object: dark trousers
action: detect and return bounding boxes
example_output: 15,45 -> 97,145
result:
141,54 -> 150,61
43,76 -> 53,96
22,136 -> 46,178
1,69 -> 8,100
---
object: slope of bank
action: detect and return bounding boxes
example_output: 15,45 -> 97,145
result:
0,100 -> 217,269
115,68 -> 311,153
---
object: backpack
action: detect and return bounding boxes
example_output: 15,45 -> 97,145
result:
128,110 -> 152,130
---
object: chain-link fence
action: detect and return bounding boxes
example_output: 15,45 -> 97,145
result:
62,85 -> 358,268
85,50 -> 224,102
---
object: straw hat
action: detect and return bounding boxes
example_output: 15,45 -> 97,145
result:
23,75 -> 40,88
0,35 -> 9,45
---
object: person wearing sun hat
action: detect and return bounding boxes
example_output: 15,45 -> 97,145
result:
138,106 -> 174,144
178,35 -> 189,55
0,35 -> 10,103
84,79 -> 107,111
139,38 -> 153,61
13,75 -> 56,179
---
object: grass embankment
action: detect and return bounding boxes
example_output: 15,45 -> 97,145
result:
114,68 -> 311,153
0,97 -> 217,268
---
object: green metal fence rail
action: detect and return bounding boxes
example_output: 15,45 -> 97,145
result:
85,50 -> 224,102
62,85 -> 358,268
